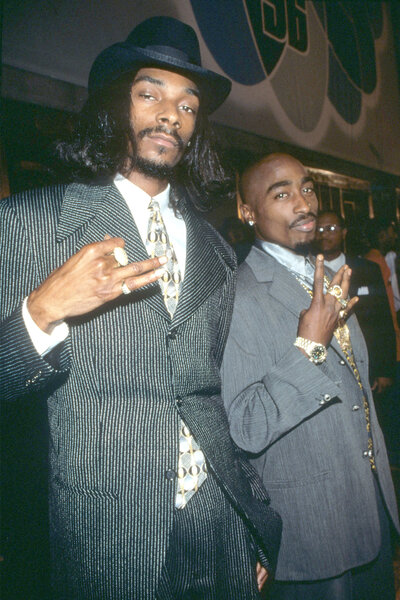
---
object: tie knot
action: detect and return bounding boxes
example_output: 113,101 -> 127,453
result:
148,198 -> 161,213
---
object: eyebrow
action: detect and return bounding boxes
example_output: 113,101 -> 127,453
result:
133,74 -> 200,98
266,175 -> 314,195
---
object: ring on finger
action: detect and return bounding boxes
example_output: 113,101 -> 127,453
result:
113,247 -> 129,267
121,281 -> 131,295
339,308 -> 348,320
338,297 -> 348,309
327,284 -> 343,300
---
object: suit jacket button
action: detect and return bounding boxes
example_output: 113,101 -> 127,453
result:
168,330 -> 177,340
176,395 -> 182,407
339,360 -> 346,365
363,450 -> 368,457
324,394 -> 331,401
165,469 -> 176,481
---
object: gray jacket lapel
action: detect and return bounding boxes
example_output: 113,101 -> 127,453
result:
246,246 -> 351,363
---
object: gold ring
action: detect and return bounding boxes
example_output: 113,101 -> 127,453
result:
327,284 -> 343,299
113,247 -> 129,267
339,309 -> 348,320
338,298 -> 348,309
121,281 -> 131,295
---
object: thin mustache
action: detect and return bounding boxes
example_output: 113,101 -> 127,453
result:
289,212 -> 318,228
138,126 -> 184,149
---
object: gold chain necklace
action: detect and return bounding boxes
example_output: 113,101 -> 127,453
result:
295,275 -> 376,470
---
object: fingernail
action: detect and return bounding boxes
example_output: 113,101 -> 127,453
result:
317,254 -> 323,261
159,256 -> 168,265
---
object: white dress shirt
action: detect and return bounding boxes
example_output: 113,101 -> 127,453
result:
324,252 -> 346,273
23,174 -> 187,356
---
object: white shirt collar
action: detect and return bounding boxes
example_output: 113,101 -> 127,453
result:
256,239 -> 314,280
324,252 -> 346,273
114,173 -> 170,209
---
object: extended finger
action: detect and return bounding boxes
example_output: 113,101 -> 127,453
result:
339,266 -> 352,300
325,265 -> 349,307
345,296 -> 358,314
312,254 -> 325,301
328,264 -> 352,298
116,255 -> 168,280
120,266 -> 166,294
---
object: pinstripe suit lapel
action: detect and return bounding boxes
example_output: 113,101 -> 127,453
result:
56,182 -> 169,319
172,205 -> 232,327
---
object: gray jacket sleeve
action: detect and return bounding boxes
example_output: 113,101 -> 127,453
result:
221,295 -> 341,454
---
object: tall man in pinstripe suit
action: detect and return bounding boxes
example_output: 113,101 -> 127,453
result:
0,17 -> 281,600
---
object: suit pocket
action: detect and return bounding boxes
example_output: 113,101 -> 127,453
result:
263,470 -> 331,489
53,474 -> 119,500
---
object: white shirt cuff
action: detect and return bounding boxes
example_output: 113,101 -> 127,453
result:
22,297 -> 69,356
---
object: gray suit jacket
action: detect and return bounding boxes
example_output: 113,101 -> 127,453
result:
222,245 -> 399,581
0,184 -> 281,599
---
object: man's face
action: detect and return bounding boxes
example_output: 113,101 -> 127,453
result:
241,155 -> 318,252
315,213 -> 345,256
129,67 -> 199,173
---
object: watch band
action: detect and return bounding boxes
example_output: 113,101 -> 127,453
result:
294,337 -> 327,364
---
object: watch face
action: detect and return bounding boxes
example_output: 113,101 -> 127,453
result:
311,344 -> 326,364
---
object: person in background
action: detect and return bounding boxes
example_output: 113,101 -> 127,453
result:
375,218 -> 400,325
222,153 -> 399,600
0,17 -> 281,600
364,218 -> 400,341
315,210 -> 396,393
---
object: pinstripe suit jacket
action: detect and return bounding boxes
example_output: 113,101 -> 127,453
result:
222,246 -> 400,581
0,183 -> 281,599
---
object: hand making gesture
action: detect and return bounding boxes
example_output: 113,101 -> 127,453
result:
297,254 -> 359,348
27,237 -> 167,334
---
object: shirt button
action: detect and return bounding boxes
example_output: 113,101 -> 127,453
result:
352,405 -> 360,411
319,399 -> 325,405
176,396 -> 182,407
168,330 -> 177,340
324,394 -> 331,401
165,469 -> 176,481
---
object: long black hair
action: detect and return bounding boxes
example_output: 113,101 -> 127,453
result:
57,72 -> 234,211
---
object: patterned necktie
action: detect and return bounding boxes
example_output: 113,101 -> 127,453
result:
146,199 -> 182,317
145,198 -> 207,508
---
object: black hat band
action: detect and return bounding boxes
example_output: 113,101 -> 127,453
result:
143,45 -> 197,66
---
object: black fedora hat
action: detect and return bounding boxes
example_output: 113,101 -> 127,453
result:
88,16 -> 231,114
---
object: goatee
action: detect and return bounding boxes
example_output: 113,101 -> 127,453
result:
294,241 -> 312,257
134,156 -> 174,180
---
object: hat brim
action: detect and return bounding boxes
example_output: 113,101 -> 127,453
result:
88,43 -> 231,114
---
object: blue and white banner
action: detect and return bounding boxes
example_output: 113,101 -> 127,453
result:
3,0 -> 400,175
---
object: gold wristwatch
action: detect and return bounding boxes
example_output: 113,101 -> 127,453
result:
294,337 -> 327,364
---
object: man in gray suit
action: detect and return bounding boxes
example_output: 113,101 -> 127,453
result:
222,153 -> 399,599
0,18 -> 281,600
